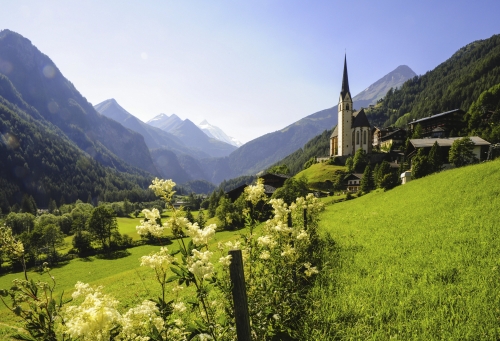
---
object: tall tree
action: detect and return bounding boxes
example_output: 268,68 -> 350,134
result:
353,149 -> 368,173
428,141 -> 443,173
411,149 -> 431,179
87,206 -> 118,250
449,137 -> 476,167
360,165 -> 374,193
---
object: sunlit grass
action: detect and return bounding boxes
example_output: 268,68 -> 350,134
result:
306,159 -> 500,340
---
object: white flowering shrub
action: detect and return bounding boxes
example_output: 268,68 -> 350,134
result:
1,178 -> 326,341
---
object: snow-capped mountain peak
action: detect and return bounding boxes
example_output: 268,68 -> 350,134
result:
197,120 -> 242,147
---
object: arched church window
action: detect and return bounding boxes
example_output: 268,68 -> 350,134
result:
363,131 -> 367,144
346,104 -> 349,110
356,131 -> 360,145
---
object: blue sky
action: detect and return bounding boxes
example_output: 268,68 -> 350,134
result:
1,0 -> 499,143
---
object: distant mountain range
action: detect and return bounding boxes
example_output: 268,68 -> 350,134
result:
146,113 -> 237,157
197,120 -> 242,147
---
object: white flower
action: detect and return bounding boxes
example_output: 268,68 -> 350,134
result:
120,300 -> 164,340
185,223 -> 216,246
224,240 -> 242,250
63,282 -> 121,340
149,178 -> 176,199
244,178 -> 267,206
219,254 -> 232,266
259,250 -> 271,260
140,247 -> 174,270
281,245 -> 296,258
296,230 -> 309,241
304,262 -> 319,277
172,301 -> 187,314
257,235 -> 277,249
188,249 -> 214,280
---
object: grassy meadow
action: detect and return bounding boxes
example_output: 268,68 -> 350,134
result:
307,159 -> 500,339
295,162 -> 346,184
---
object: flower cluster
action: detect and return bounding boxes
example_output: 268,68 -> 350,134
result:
188,249 -> 214,280
185,223 -> 216,246
119,300 -> 165,341
136,208 -> 166,238
244,178 -> 267,206
149,178 -> 176,200
140,247 -> 174,271
64,282 -> 121,340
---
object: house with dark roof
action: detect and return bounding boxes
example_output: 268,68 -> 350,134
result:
407,136 -> 490,162
330,55 -> 372,157
408,109 -> 465,138
343,173 -> 364,192
225,173 -> 290,201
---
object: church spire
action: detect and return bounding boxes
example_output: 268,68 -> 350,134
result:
340,54 -> 350,100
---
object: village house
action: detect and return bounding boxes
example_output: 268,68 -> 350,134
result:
407,136 -> 491,163
343,173 -> 363,192
407,109 -> 465,138
225,173 -> 290,201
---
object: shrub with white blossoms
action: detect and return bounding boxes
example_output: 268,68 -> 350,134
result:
1,177 -> 327,341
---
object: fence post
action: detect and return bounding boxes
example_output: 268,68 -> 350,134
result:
229,249 -> 251,341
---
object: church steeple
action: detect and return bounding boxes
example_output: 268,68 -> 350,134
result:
340,54 -> 350,100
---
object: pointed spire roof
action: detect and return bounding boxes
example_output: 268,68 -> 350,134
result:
340,54 -> 351,100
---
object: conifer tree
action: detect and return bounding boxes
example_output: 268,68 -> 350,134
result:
428,141 -> 443,173
360,165 -> 373,193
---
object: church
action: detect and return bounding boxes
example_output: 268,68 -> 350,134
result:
330,56 -> 372,156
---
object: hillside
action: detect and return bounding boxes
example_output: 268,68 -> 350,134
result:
309,159 -> 500,339
368,34 -> 500,128
0,82 -> 155,210
193,65 -> 415,184
0,30 -> 159,176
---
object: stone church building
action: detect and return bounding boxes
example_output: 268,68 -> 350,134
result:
330,56 -> 372,156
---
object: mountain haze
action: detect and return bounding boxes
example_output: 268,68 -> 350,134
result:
94,99 -> 209,159
147,114 -> 237,158
0,29 -> 159,176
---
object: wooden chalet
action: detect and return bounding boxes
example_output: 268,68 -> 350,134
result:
344,173 -> 363,192
225,173 -> 291,201
408,109 -> 465,138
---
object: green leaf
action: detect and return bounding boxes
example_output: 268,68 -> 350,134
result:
11,333 -> 37,341
165,275 -> 179,283
170,266 -> 183,277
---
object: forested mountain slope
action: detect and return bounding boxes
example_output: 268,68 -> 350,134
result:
0,29 -> 159,176
0,78 -> 155,211
367,34 -> 500,128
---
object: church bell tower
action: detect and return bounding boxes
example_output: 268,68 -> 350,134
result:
337,54 -> 353,156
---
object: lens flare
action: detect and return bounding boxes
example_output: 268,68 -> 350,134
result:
1,133 -> 20,150
48,100 -> 59,114
0,59 -> 13,74
43,65 -> 56,78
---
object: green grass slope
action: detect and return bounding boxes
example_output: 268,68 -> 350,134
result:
311,159 -> 500,340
